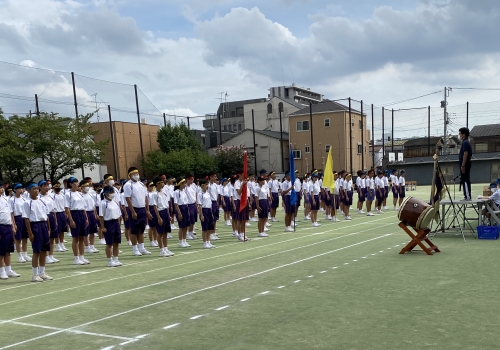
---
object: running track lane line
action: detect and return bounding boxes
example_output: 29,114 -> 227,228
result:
0,234 -> 391,350
0,224 -> 395,324
0,215 -> 395,293
0,219 -> 398,306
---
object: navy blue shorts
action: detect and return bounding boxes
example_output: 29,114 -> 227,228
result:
392,185 -> 399,198
30,221 -> 50,254
258,199 -> 269,218
148,205 -> 158,228
357,188 -> 365,202
284,195 -> 295,214
104,219 -> 121,245
48,213 -> 58,238
14,215 -> 28,240
232,199 -> 244,221
297,193 -> 302,207
331,194 -> 340,210
187,203 -> 197,224
86,211 -> 98,235
176,205 -> 190,229
223,196 -> 231,213
55,212 -> 67,235
324,193 -> 332,206
367,188 -> 375,201
70,210 -> 88,238
251,196 -> 257,210
311,195 -> 320,211
376,190 -> 384,206
157,209 -> 171,234
201,208 -> 214,232
384,186 -> 389,199
0,224 -> 14,256
130,207 -> 147,235
212,201 -> 219,221
271,192 -> 279,209
345,191 -> 353,206
399,186 -> 406,198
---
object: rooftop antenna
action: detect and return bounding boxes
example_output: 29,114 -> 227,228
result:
86,93 -> 108,122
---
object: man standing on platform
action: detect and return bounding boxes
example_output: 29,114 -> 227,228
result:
458,127 -> 472,200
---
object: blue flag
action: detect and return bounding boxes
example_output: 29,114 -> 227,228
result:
290,145 -> 297,206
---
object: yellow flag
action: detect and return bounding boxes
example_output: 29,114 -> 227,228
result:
323,147 -> 335,192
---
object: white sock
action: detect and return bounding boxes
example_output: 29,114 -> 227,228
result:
39,266 -> 45,275
108,257 -> 113,262
132,245 -> 138,252
32,267 -> 38,276
22,251 -> 28,258
0,267 -> 5,274
79,255 -> 85,261
49,255 -> 54,259
5,266 -> 11,273
182,239 -> 186,244
113,256 -> 119,261
179,240 -> 182,245
17,252 -> 22,258
138,243 -> 144,250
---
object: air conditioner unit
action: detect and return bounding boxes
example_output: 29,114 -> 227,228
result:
351,117 -> 354,126
141,118 -> 147,124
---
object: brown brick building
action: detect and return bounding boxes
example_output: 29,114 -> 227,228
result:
288,101 -> 372,174
92,121 -> 160,179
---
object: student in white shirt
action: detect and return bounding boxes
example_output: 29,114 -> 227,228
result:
303,174 -> 311,220
153,176 -> 174,257
123,167 -> 152,256
246,174 -> 257,223
9,183 -> 31,263
398,170 -> 406,207
208,172 -> 221,240
221,178 -> 231,225
39,180 -> 60,264
23,183 -> 53,282
365,170 -> 376,216
79,180 -> 99,255
331,172 -> 341,222
51,181 -> 68,253
356,170 -> 366,214
343,174 -> 353,220
269,172 -> 280,222
390,169 -> 400,210
198,180 -> 216,249
65,177 -> 90,265
147,181 -> 159,248
375,170 -> 385,213
174,178 -> 190,248
281,172 -> 295,232
309,174 -> 321,227
99,185 -> 123,267
293,170 -> 302,221
0,181 -> 20,280
382,170 -> 389,210
184,175 -> 198,240
255,176 -> 270,237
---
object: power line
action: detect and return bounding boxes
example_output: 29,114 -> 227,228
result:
375,90 -> 442,108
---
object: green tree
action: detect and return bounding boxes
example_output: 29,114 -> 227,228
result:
157,122 -> 202,153
143,149 -> 217,179
213,144 -> 246,177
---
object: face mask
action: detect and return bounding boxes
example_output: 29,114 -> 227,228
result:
108,180 -> 115,186
132,175 -> 140,181
48,184 -> 52,189
108,193 -> 115,200
83,187 -> 90,193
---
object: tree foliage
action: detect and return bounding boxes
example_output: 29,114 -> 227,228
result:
0,109 -> 108,183
213,144 -> 246,177
143,149 -> 217,179
157,122 -> 202,153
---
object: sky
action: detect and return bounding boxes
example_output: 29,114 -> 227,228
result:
1,0 -> 500,137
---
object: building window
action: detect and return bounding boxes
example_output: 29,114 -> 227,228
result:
278,102 -> 284,113
293,150 -> 302,159
324,118 -> 330,127
285,88 -> 289,98
296,120 -> 309,131
475,143 -> 488,153
231,111 -> 235,118
238,124 -> 242,131
233,124 -> 237,132
325,145 -> 330,152
267,103 -> 273,114
223,125 -> 227,131
305,146 -> 310,153
357,143 -> 362,154
359,119 -> 363,130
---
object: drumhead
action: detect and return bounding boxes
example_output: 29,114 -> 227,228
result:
415,206 -> 435,230
397,196 -> 413,221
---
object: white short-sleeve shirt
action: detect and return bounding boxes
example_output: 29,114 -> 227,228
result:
99,199 -> 121,221
123,180 -> 147,208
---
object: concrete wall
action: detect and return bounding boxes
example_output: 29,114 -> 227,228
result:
243,97 -> 299,133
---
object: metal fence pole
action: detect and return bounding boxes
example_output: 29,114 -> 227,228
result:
309,102 -> 315,170
348,97 -> 353,174
71,72 -> 85,179
108,105 -> 119,178
252,109 -> 257,173
133,84 -> 145,168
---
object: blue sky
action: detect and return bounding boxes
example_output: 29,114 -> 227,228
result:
1,0 -> 500,135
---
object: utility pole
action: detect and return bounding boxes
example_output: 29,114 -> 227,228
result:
441,87 -> 451,155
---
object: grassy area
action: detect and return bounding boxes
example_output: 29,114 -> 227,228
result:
0,183 -> 498,350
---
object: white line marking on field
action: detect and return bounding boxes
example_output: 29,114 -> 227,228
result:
215,305 -> 230,311
240,298 -> 250,302
387,248 -> 391,250
119,339 -> 139,346
352,259 -> 357,262
307,275 -> 314,278
190,315 -> 204,320
294,280 -> 301,283
362,256 -> 367,259
332,266 -> 338,269
379,250 -> 384,252
320,271 -> 327,274
0,235 -> 392,349
0,217 -> 396,295
344,263 -> 349,265
101,346 -> 115,350
6,321 -> 133,341
277,285 -> 286,288
163,323 -> 180,330
135,334 -> 148,339
260,291 -> 270,295
371,253 -> 376,255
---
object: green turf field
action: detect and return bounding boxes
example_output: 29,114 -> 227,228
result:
1,184 -> 499,350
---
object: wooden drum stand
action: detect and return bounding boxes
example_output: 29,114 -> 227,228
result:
399,222 -> 440,256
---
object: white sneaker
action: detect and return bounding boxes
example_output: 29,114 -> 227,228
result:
150,241 -> 156,247
165,249 -> 174,256
31,275 -> 43,282
160,250 -> 169,257
331,217 -> 340,222
225,221 -> 231,226
108,260 -> 118,267
99,239 -> 106,245
7,269 -> 20,277
91,247 -> 99,253
127,241 -> 132,246
305,216 -> 311,220
113,259 -> 122,266
178,242 -> 186,248
56,245 -> 65,253
17,256 -> 26,263
73,257 -> 84,265
285,227 -> 294,232
145,225 -> 150,230
377,210 -> 384,214
203,242 -> 211,249
366,212 -> 375,216
0,271 -> 8,280
238,235 -> 250,242
85,247 -> 93,254
359,210 -> 365,214
345,216 -> 352,220
326,215 -> 332,220
139,249 -> 151,255
167,234 -> 173,239
40,273 -> 53,281
81,257 -> 90,264
232,231 -> 239,237
133,250 -> 143,256
258,232 -> 269,237
245,222 -> 251,227
50,256 -> 60,263
265,222 -> 272,227
383,206 -> 388,210
312,222 -> 321,227
184,241 -> 191,247
208,242 -> 216,248
250,217 -> 258,222
264,227 -> 269,232
61,244 -> 69,251
186,233 -> 195,240
24,255 -> 32,262
395,207 -> 399,211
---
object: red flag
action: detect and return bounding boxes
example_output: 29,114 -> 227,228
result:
239,152 -> 248,212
